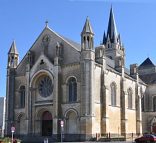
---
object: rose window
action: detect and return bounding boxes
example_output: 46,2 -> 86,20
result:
38,76 -> 53,97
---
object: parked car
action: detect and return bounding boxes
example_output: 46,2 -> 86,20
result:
135,134 -> 156,143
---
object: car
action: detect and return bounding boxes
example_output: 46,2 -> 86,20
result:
135,134 -> 156,143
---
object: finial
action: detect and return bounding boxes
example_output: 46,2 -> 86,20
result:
45,20 -> 48,28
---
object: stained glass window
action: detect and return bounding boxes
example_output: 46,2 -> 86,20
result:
68,77 -> 77,102
19,86 -> 25,108
128,88 -> 133,109
38,76 -> 53,97
111,82 -> 116,106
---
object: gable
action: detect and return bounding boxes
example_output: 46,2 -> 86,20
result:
29,54 -> 55,79
16,26 -> 81,75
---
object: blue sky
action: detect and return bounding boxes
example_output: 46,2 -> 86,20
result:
1,0 -> 156,96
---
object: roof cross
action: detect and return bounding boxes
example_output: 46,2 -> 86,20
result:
45,20 -> 48,27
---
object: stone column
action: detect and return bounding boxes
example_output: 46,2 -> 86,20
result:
28,87 -> 35,135
53,57 -> 59,136
101,85 -> 110,135
26,61 -> 30,135
136,94 -> 142,135
121,88 -> 128,137
120,67 -> 128,138
136,78 -> 142,135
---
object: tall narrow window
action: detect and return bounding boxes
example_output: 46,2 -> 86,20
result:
140,87 -> 144,111
111,82 -> 116,106
68,77 -> 77,102
19,86 -> 25,108
153,97 -> 156,111
128,88 -> 133,109
142,96 -> 144,111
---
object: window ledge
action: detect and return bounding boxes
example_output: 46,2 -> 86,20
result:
127,108 -> 136,111
109,105 -> 120,108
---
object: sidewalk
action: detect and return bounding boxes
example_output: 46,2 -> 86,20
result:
57,141 -> 135,143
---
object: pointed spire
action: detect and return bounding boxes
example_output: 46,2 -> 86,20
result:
8,40 -> 18,54
118,33 -> 122,45
112,32 -> 117,43
103,31 -> 106,44
81,16 -> 94,35
106,6 -> 118,42
106,34 -> 110,42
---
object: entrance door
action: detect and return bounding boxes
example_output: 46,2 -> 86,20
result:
42,111 -> 52,136
152,122 -> 156,133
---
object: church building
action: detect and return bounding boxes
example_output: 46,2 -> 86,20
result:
5,7 -> 146,141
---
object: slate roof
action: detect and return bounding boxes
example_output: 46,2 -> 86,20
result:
139,57 -> 155,67
139,73 -> 156,84
106,6 -> 118,41
61,36 -> 81,51
105,57 -> 145,84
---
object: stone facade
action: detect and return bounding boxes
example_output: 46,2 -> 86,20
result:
5,8 -> 146,141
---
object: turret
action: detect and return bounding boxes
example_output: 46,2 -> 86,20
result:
6,40 -> 18,136
8,40 -> 19,69
81,16 -> 94,50
80,17 -> 95,140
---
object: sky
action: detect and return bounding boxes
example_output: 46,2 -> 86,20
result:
1,0 -> 156,96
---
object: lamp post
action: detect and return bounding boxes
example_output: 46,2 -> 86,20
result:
11,126 -> 15,143
60,120 -> 64,143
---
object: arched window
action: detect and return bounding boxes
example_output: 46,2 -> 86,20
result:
110,82 -> 116,106
153,97 -> 156,111
128,88 -> 133,109
19,86 -> 25,108
68,77 -> 77,102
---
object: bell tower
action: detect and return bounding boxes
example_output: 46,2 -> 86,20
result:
103,7 -> 125,60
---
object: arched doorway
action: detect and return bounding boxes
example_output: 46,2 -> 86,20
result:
66,110 -> 78,134
152,122 -> 156,133
18,114 -> 26,135
42,111 -> 52,136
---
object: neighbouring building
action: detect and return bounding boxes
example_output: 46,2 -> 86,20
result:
138,58 -> 156,134
0,97 -> 6,137
5,7 -> 147,142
